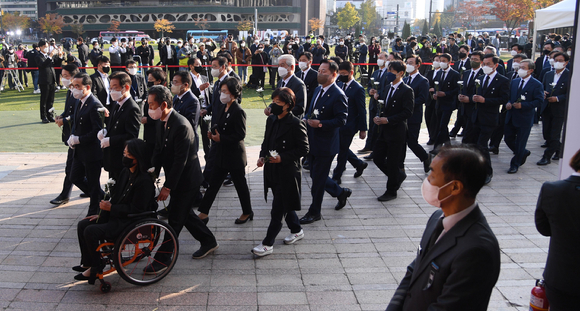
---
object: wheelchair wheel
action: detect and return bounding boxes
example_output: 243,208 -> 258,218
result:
113,219 -> 178,285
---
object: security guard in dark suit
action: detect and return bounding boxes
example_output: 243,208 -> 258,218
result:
296,52 -> 319,114
36,39 -> 58,123
431,53 -> 460,151
90,56 -> 112,112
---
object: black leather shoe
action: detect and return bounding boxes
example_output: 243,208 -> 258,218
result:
302,161 -> 310,170
507,166 -> 518,174
47,117 -> 55,123
537,157 -> 551,166
457,131 -> 464,137
522,150 -> 531,165
74,269 -> 97,285
50,196 -> 69,205
426,139 -> 435,146
72,265 -> 89,272
41,119 -> 50,123
449,132 -> 457,138
354,162 -> 368,178
484,174 -> 492,185
423,154 -> 432,173
79,193 -> 90,198
552,154 -> 560,161
200,217 -> 209,225
377,192 -> 397,202
192,243 -> 219,259
398,170 -> 407,188
223,178 -> 234,187
363,153 -> 374,160
299,213 -> 321,224
143,261 -> 169,274
489,146 -> 499,155
335,188 -> 352,210
235,211 -> 254,224
357,148 -> 372,154
541,142 -> 548,148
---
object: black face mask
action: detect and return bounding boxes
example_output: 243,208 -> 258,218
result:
122,156 -> 135,168
458,52 -> 467,59
147,81 -> 154,87
269,103 -> 285,116
543,49 -> 550,55
194,66 -> 203,73
102,66 -> 110,74
338,75 -> 349,83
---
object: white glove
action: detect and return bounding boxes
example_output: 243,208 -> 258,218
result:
100,137 -> 110,148
67,135 -> 80,147
97,129 -> 107,141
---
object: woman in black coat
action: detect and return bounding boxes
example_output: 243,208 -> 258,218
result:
198,78 -> 253,224
74,139 -> 157,283
252,87 -> 309,257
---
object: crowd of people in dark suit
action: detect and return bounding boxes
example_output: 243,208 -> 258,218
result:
40,30 -> 575,309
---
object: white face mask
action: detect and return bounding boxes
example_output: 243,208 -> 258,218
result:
512,62 -> 520,70
254,41 -> 259,45
339,41 -> 344,45
567,51 -> 572,56
110,90 -> 124,102
128,68 -> 138,75
440,62 -> 448,70
554,61 -> 565,70
220,92 -> 231,104
510,50 -> 517,57
170,84 -> 182,95
549,58 -> 554,66
406,64 -> 415,73
299,61 -> 308,71
211,68 -> 221,77
42,47 -> 49,53
518,68 -> 529,78
421,178 -> 454,207
432,61 -> 440,69
72,88 -> 85,99
482,65 -> 494,75
377,59 -> 385,67
278,66 -> 288,78
62,78 -> 71,88
241,42 -> 245,47
148,107 -> 162,120
177,44 -> 182,48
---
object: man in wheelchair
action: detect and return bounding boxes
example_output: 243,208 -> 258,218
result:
75,139 -> 158,283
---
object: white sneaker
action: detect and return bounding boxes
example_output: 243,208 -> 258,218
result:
33,89 -> 40,94
284,229 -> 304,245
251,243 -> 273,257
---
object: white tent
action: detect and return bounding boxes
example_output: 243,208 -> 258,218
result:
535,0 -> 576,30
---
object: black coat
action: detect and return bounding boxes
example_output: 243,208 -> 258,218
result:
535,175 -> 580,295
212,101 -> 247,170
541,68 -> 569,115
90,72 -> 112,110
432,68 -> 460,111
378,81 -> 414,140
78,43 -> 90,65
35,52 -> 56,85
277,75 -> 307,118
260,113 -> 309,211
103,97 -> 141,175
71,94 -> 104,162
387,206 -> 500,311
472,73 -> 510,127
405,74 -> 430,125
296,68 -> 318,113
129,73 -> 147,104
60,90 -> 78,144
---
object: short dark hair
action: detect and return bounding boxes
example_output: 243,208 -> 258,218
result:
73,72 -> 92,87
553,52 -> 570,62
338,60 -> 354,72
470,51 -> 484,60
148,85 -> 173,108
483,54 -> 499,64
511,44 -> 524,52
437,145 -> 487,198
125,138 -> 151,173
173,71 -> 192,86
110,71 -> 132,88
513,53 -> 528,61
38,40 -> 47,47
147,68 -> 166,84
272,87 -> 296,111
299,51 -> 312,61
330,56 -> 343,66
125,60 -> 137,67
212,56 -> 228,68
320,59 -> 338,74
407,55 -> 422,65
78,37 -> 84,43
388,60 -> 406,73
62,64 -> 79,76
111,37 -> 117,43
390,52 -> 402,60
570,148 -> 580,171
97,56 -> 110,65
459,44 -> 470,52
187,57 -> 198,66
439,53 -> 452,62
220,78 -> 242,99
544,42 -> 555,49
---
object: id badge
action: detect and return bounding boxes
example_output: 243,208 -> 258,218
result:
424,262 -> 439,290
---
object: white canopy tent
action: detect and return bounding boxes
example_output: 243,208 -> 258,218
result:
532,0 -> 577,56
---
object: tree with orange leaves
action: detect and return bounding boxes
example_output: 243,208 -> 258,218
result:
455,0 -> 489,31
309,18 -> 324,35
490,0 -> 556,40
38,13 -> 65,36
108,20 -> 121,33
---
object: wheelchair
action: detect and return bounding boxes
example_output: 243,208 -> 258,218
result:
93,211 -> 178,293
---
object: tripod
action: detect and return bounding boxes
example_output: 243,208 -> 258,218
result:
1,68 -> 24,92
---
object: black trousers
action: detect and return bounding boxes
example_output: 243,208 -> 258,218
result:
39,83 -> 56,120
262,184 -> 301,246
469,123 -> 496,176
450,102 -> 465,135
60,147 -> 89,199
198,166 -> 252,216
424,103 -> 437,142
77,218 -> 107,269
70,158 -> 102,216
268,67 -> 278,88
434,108 -> 453,148
373,135 -> 406,195
545,282 -> 576,311
490,110 -> 507,148
306,154 -> 335,216
541,106 -> 564,159
156,188 -> 217,263
254,67 -> 266,88
333,130 -> 365,179
406,122 -> 429,162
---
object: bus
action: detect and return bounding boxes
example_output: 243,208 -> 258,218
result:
186,30 -> 228,42
98,30 -> 152,43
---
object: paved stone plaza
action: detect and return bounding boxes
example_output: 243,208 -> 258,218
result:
0,125 -> 559,311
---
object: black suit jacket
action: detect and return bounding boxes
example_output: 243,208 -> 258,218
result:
190,72 -> 212,108
78,43 -> 90,66
452,58 -> 471,74
36,52 -> 56,85
61,90 -> 78,144
296,68 -> 319,113
129,73 -> 147,105
405,74 -> 430,125
535,55 -> 550,78
212,101 -> 247,170
152,110 -> 202,192
103,97 -> 141,174
472,73 -> 510,127
460,68 -> 484,119
387,205 -> 501,311
541,69 -> 569,115
535,175 -> 580,295
71,94 -> 104,162
90,72 -> 112,109
337,80 -> 367,134
278,75 -> 307,118
378,81 -> 414,140
432,68 -> 460,111
159,44 -> 177,65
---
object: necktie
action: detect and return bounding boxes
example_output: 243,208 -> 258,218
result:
377,69 -> 383,81
518,79 -> 524,95
342,83 -> 347,91
513,72 -> 518,80
483,75 -> 490,93
440,70 -> 446,83
313,89 -> 324,112
301,72 -> 304,80
280,81 -> 285,88
468,71 -> 475,86
408,75 -> 413,86
385,86 -> 395,103
426,217 -> 445,253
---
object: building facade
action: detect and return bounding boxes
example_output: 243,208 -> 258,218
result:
2,0 -> 38,18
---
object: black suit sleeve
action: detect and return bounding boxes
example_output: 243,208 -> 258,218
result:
535,183 -> 552,236
291,80 -> 307,117
110,173 -> 155,218
78,104 -> 103,145
220,109 -> 246,145
353,85 -> 368,131
163,122 -> 191,191
388,87 -> 414,124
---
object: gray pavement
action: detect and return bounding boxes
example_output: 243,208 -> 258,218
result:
0,124 -> 559,310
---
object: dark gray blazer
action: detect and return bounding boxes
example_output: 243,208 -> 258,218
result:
277,74 -> 307,118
